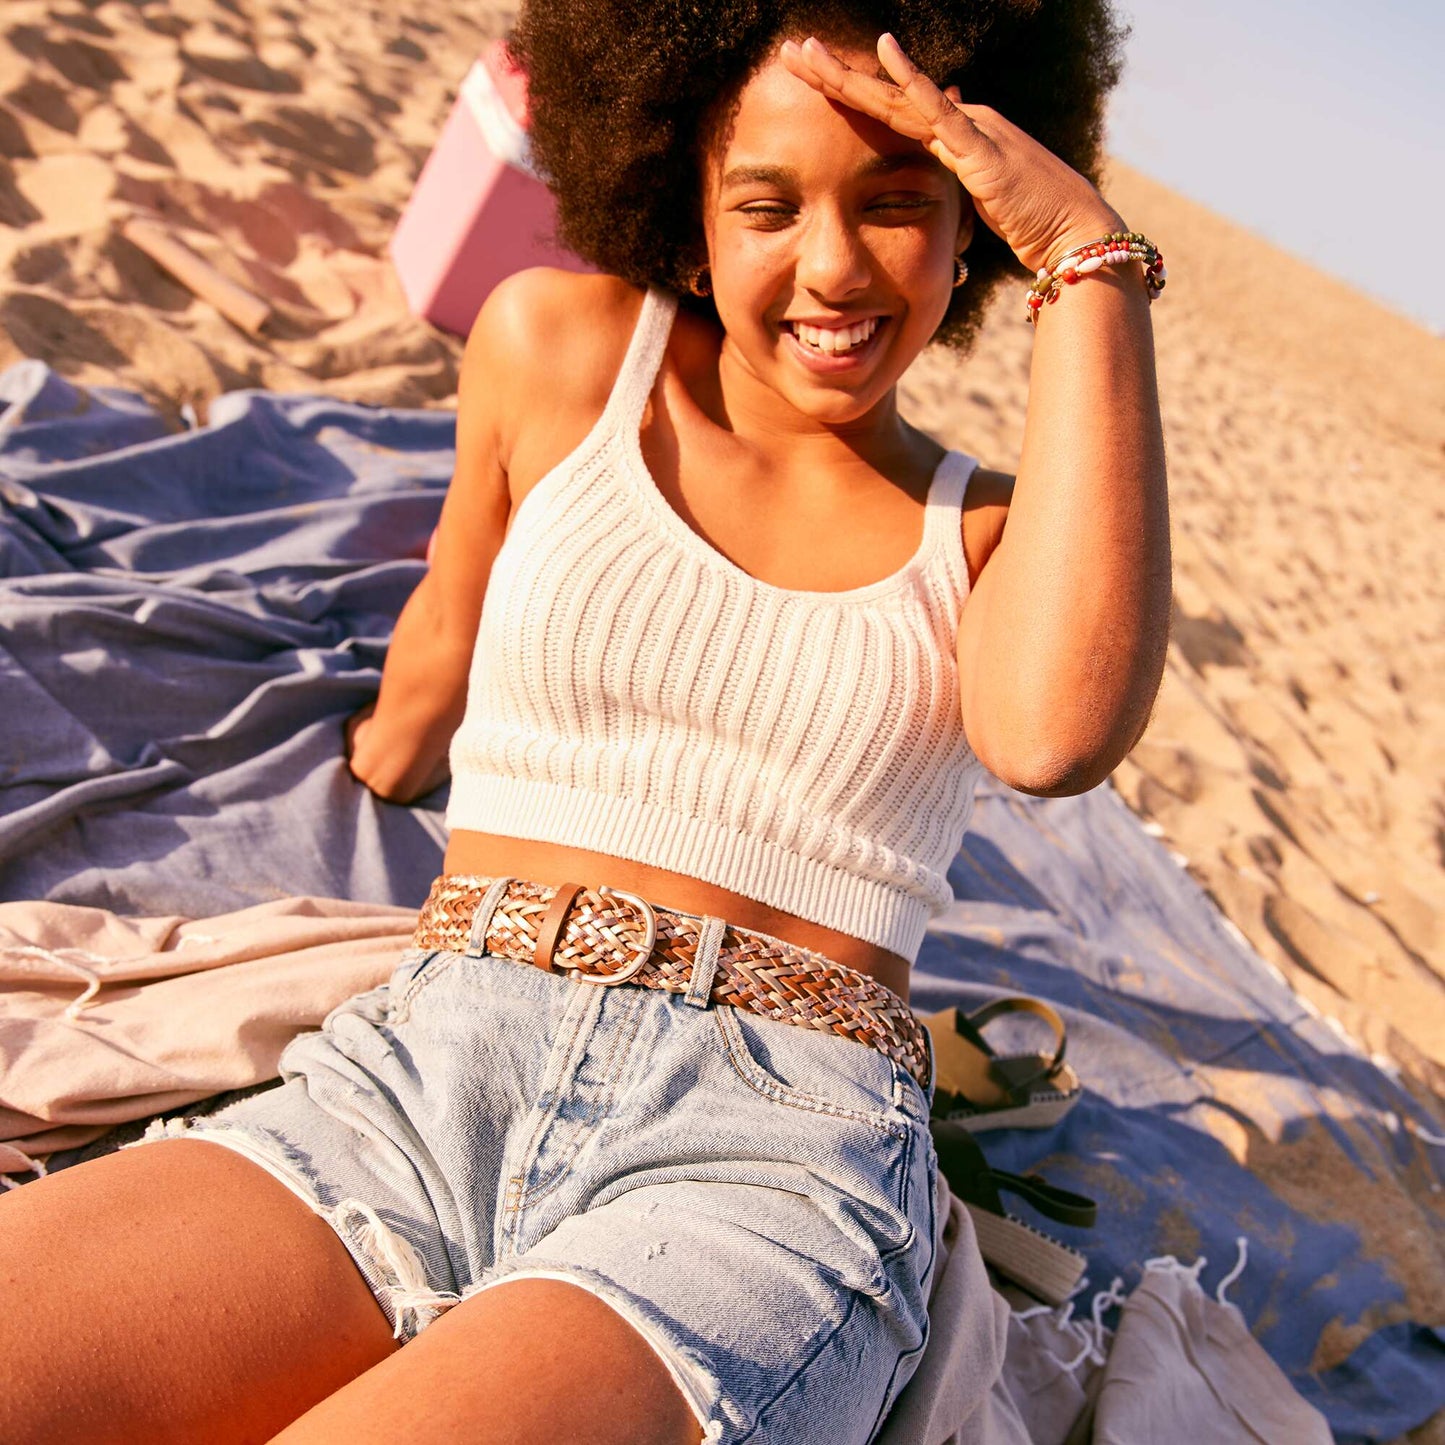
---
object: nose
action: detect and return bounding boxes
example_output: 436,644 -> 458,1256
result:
793,204 -> 871,300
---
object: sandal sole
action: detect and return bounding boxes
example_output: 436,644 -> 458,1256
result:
966,1204 -> 1088,1305
934,1063 -> 1082,1133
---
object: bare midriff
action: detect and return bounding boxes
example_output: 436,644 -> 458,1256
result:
444,830 -> 913,1003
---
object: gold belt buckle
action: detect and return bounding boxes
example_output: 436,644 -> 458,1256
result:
566,885 -> 656,986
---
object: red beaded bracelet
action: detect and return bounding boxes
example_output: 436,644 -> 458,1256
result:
1026,231 -> 1166,325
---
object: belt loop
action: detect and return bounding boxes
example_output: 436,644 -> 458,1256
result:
466,877 -> 514,958
684,916 -> 725,1008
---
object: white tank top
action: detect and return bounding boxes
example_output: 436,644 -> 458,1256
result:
447,288 -> 984,961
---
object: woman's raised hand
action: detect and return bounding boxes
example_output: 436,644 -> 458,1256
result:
779,33 -> 1122,276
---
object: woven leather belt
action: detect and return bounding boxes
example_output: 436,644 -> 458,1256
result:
412,874 -> 931,1092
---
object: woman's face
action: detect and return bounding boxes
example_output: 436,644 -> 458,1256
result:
701,37 -> 969,427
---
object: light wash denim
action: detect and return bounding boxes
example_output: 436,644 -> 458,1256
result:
135,945 -> 940,1443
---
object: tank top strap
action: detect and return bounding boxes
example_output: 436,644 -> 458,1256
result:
596,287 -> 678,434
922,448 -> 980,594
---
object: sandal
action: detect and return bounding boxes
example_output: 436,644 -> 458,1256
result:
921,996 -> 1082,1132
931,1119 -> 1097,1306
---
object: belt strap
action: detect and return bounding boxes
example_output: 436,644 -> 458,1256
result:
412,874 -> 931,1092
534,883 -> 584,972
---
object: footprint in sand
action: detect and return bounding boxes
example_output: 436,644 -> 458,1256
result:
7,26 -> 126,93
5,75 -> 81,135
1169,600 -> 1252,673
0,160 -> 42,228
0,104 -> 32,157
248,105 -> 377,178
9,239 -> 69,290
180,26 -> 299,94
50,9 -> 114,40
0,291 -> 128,371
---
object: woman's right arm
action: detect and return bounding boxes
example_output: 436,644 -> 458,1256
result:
345,278 -> 526,802
347,269 -> 645,801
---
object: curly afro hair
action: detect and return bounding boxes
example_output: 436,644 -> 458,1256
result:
511,0 -> 1127,352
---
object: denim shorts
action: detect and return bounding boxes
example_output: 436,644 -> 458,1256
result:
133,944 -> 941,1444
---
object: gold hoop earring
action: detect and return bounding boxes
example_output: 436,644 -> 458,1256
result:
687,265 -> 712,298
952,256 -> 969,289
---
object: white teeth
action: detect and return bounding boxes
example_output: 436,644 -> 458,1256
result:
791,317 -> 880,353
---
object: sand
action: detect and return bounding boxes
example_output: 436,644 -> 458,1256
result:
1,0 -> 1441,1109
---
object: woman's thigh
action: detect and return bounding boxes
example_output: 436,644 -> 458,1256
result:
0,1140 -> 397,1445
271,1275 -> 703,1444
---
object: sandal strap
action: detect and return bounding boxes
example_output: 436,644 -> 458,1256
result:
948,996 -> 1069,1105
930,1122 -> 1097,1232
960,996 -> 1068,1069
990,1170 -> 1097,1230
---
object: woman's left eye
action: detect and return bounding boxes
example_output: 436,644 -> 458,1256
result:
866,196 -> 937,215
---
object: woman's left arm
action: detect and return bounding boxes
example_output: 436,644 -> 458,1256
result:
783,36 -> 1171,795
961,231 -> 1169,796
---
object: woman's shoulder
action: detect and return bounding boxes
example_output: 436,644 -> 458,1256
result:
454,270 -> 654,486
464,269 -> 650,410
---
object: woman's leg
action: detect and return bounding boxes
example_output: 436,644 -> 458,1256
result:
0,1140 -> 398,1445
272,1277 -> 704,1444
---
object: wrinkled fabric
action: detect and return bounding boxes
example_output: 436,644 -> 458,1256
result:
0,359 -> 450,915
1092,1267 -> 1332,1444
878,1168 -> 1030,1445
2,361 -> 1440,1441
0,895 -> 412,1158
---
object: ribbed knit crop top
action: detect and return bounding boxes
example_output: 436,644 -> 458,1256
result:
447,289 -> 985,962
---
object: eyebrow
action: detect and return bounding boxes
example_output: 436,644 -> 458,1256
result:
719,152 -> 939,190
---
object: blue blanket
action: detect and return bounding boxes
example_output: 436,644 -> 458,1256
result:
2,360 -> 1440,1440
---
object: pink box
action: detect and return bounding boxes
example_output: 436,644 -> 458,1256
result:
389,42 -> 591,338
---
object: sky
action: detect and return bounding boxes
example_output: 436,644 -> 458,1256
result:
1104,0 -> 1445,334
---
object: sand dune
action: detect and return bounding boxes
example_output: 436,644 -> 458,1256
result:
2,0 -> 1441,1116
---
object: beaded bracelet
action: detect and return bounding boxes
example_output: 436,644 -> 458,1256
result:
1025,231 -> 1166,325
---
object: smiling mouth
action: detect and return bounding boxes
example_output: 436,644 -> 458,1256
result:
782,316 -> 884,354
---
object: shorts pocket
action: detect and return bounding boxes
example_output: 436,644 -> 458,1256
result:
385,948 -> 452,1022
713,1005 -> 906,1133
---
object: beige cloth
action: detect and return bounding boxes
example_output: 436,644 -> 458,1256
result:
0,896 -> 412,1162
1091,1265 -> 1333,1444
0,897 -> 1331,1442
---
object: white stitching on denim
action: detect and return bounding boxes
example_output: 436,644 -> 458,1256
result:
388,950 -> 459,1024
500,982 -> 602,1252
513,989 -> 646,1214
714,1008 -> 908,1137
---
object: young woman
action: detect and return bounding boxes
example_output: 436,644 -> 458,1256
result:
0,0 -> 1168,1440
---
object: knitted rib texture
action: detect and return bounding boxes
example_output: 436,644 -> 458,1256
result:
447,290 -> 984,961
